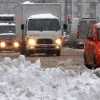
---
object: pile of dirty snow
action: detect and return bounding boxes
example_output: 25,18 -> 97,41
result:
0,55 -> 100,100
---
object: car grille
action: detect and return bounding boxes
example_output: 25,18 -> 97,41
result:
7,43 -> 13,46
37,39 -> 53,44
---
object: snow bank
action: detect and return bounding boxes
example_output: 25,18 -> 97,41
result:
21,1 -> 34,4
0,55 -> 100,100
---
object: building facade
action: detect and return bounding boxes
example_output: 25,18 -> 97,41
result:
0,0 -> 100,34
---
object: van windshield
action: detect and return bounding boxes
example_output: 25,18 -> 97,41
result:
0,26 -> 15,33
0,35 -> 16,40
28,19 -> 60,31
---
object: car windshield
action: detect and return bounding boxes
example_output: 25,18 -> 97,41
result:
0,26 -> 15,33
89,20 -> 96,26
98,28 -> 100,41
79,20 -> 96,38
0,17 -> 14,22
0,35 -> 16,40
28,19 -> 60,31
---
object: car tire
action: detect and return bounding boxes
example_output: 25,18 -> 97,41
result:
56,50 -> 60,56
84,54 -> 92,69
25,50 -> 30,56
46,51 -> 53,56
93,57 -> 98,69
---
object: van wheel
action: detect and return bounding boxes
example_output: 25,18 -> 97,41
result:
84,55 -> 91,69
46,52 -> 53,56
56,50 -> 60,56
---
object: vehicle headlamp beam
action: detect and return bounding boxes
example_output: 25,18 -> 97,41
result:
55,39 -> 62,45
14,42 -> 19,47
28,39 -> 36,45
0,42 -> 6,47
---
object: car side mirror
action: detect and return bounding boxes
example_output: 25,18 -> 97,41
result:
87,36 -> 94,41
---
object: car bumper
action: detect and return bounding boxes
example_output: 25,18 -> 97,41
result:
0,46 -> 20,51
26,44 -> 61,53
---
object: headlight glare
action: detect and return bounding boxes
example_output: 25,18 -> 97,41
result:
0,42 -> 6,47
55,39 -> 62,45
28,39 -> 36,45
14,42 -> 19,47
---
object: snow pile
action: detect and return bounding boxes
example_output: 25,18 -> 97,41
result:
21,1 -> 34,4
0,55 -> 100,100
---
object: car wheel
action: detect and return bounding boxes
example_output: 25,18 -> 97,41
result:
25,50 -> 30,56
56,50 -> 60,56
93,57 -> 98,69
46,51 -> 53,56
84,55 -> 92,69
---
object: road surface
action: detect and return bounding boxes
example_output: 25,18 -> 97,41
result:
0,47 -> 85,73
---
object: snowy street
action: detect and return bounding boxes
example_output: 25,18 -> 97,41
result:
0,54 -> 100,100
0,47 -> 84,72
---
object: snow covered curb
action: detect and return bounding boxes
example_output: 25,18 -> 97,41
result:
0,55 -> 100,100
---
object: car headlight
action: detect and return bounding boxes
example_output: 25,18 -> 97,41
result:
0,42 -> 6,48
14,42 -> 19,48
28,39 -> 36,45
55,39 -> 62,45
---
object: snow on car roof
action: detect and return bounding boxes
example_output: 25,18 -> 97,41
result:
0,14 -> 15,17
28,14 -> 58,19
21,1 -> 34,4
0,23 -> 15,26
0,33 -> 16,35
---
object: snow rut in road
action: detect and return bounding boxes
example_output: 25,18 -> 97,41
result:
56,59 -> 87,74
0,55 -> 100,100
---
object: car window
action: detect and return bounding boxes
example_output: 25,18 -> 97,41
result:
98,28 -> 100,41
91,28 -> 95,38
88,28 -> 92,36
